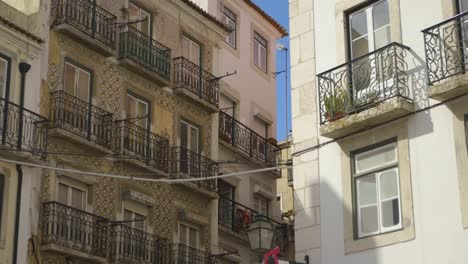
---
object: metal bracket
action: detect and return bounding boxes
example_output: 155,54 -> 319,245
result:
210,250 -> 238,258
211,70 -> 237,81
110,17 -> 148,27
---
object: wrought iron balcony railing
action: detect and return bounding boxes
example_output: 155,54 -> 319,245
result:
172,244 -> 217,264
219,111 -> 280,167
41,202 -> 109,258
119,25 -> 171,80
423,10 -> 468,85
114,120 -> 170,172
110,224 -> 172,264
171,146 -> 218,192
218,196 -> 258,233
53,0 -> 117,48
0,97 -> 48,157
317,42 -> 411,125
173,57 -> 219,107
49,90 -> 113,149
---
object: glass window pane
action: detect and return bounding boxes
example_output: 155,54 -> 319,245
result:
179,224 -> 187,244
350,10 -> 368,40
381,199 -> 400,227
374,26 -> 391,50
124,209 -> 132,221
182,37 -> 190,59
137,101 -> 147,117
71,187 -> 84,210
189,228 -> 197,248
77,70 -> 90,101
126,95 -> 136,119
58,183 -> 68,205
360,205 -> 379,233
64,63 -> 76,95
260,46 -> 267,71
355,143 -> 397,173
253,42 -> 259,66
190,127 -> 198,153
352,36 -> 370,59
134,212 -> 145,230
461,0 -> 468,12
191,42 -> 201,66
140,10 -> 151,36
373,1 -> 390,30
357,175 -> 377,206
180,122 -> 188,149
0,58 -> 7,98
379,169 -> 399,199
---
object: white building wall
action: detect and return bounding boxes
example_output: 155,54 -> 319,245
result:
291,0 -> 468,263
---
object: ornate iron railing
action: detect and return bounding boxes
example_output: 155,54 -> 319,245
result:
53,0 -> 117,48
171,146 -> 218,192
219,111 -> 280,167
119,25 -> 171,80
317,42 -> 411,125
423,10 -> 468,85
110,224 -> 172,264
172,244 -> 217,264
114,120 -> 170,172
218,196 -> 259,233
49,90 -> 113,148
41,202 -> 109,258
0,97 -> 48,157
173,57 -> 219,107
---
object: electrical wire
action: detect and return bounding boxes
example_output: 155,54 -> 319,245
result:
292,91 -> 468,157
0,157 -> 290,183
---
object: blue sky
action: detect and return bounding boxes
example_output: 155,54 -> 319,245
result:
252,0 -> 291,141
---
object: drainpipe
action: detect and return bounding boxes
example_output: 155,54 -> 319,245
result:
13,165 -> 23,264
17,62 -> 31,150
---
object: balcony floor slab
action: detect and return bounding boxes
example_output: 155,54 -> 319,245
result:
173,87 -> 218,113
54,24 -> 115,57
320,97 -> 414,138
428,72 -> 468,101
118,58 -> 170,87
41,244 -> 107,263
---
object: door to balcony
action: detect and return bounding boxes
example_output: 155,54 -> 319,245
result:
349,0 -> 392,105
179,120 -> 200,176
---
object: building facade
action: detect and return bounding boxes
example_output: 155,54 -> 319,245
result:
0,0 -> 48,263
290,0 -> 468,263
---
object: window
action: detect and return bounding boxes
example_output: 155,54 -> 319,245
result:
180,120 -> 199,153
222,7 -> 236,48
218,180 -> 235,227
178,222 -> 200,249
126,93 -> 149,129
277,194 -> 283,212
128,2 -> 151,36
254,194 -> 269,216
63,61 -> 91,102
348,0 -> 390,99
57,182 -> 86,210
465,115 -> 468,151
0,54 -> 11,99
182,36 -> 201,66
353,141 -> 401,238
459,0 -> 468,12
253,32 -> 267,72
124,209 -> 145,230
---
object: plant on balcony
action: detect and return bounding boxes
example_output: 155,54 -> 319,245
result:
324,88 -> 347,121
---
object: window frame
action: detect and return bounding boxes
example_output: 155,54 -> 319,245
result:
465,114 -> 468,151
253,31 -> 268,72
253,194 -> 269,216
0,52 -> 11,99
180,119 -> 201,154
222,7 -> 237,49
128,1 -> 152,36
351,139 -> 402,239
181,35 -> 202,66
123,208 -> 146,231
126,91 -> 150,130
0,174 -> 4,233
56,179 -> 88,210
63,58 -> 93,102
178,221 -> 201,249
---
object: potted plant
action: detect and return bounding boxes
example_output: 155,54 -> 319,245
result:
324,89 -> 347,121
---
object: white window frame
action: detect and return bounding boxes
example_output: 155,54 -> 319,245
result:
182,35 -> 201,66
180,120 -> 199,153
253,32 -> 267,72
63,61 -> 91,101
0,55 -> 10,99
128,2 -> 151,35
57,179 -> 87,210
222,7 -> 237,48
277,193 -> 283,212
254,194 -> 269,216
353,142 -> 402,238
178,221 -> 200,249
123,208 -> 146,231
126,93 -> 149,129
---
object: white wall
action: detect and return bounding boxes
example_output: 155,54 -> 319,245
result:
291,0 -> 468,263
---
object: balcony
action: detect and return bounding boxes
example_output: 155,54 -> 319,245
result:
317,43 -> 414,138
0,97 -> 48,158
172,244 -> 216,264
49,90 -> 113,151
171,146 -> 218,193
423,10 -> 468,100
110,224 -> 172,264
41,202 -> 109,261
219,111 -> 280,169
173,57 -> 219,111
118,26 -> 171,85
52,0 -> 117,53
113,120 -> 170,173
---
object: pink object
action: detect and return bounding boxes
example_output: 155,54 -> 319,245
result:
263,246 -> 280,264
